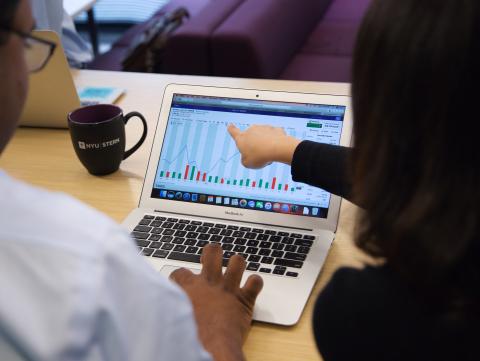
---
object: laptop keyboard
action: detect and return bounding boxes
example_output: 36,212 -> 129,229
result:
131,215 -> 315,277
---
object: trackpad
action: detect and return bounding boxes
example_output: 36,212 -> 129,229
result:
159,265 -> 201,278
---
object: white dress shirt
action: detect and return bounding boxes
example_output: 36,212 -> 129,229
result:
0,171 -> 212,361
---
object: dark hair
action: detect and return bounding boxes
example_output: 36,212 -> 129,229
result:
351,0 -> 480,319
0,0 -> 20,44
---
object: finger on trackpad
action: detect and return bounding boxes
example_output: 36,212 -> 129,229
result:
159,265 -> 201,277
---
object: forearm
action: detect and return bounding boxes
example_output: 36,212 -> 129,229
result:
291,140 -> 353,201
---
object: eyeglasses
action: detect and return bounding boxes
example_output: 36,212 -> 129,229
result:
0,26 -> 57,73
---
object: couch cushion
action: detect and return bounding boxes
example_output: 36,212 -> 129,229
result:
301,21 -> 360,56
211,0 -> 334,78
281,54 -> 352,83
324,0 -> 372,21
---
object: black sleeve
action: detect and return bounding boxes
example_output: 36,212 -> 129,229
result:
291,140 -> 353,201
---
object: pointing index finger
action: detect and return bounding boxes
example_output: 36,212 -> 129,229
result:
227,124 -> 242,141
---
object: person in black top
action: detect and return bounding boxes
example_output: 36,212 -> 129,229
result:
228,0 -> 479,359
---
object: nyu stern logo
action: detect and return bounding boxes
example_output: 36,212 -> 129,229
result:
78,138 -> 120,150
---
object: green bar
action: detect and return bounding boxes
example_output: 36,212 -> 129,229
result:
233,180 -> 237,185
246,179 -> 250,187
227,180 -> 231,185
215,176 -> 219,183
259,179 -> 263,188
240,179 -> 244,186
208,176 -> 212,182
178,173 -> 181,179
265,182 -> 269,189
160,171 -> 164,177
307,122 -> 322,129
172,172 -> 176,178
190,166 -> 196,181
278,184 -> 282,190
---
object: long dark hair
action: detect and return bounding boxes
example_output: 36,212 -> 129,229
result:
351,0 -> 480,319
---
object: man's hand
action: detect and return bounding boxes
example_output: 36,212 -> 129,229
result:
228,124 -> 301,168
170,244 -> 263,361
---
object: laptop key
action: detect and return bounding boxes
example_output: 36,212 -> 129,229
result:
232,231 -> 245,238
185,225 -> 197,232
295,239 -> 313,247
281,237 -> 294,245
173,245 -> 186,252
184,239 -> 196,246
172,237 -> 184,245
196,240 -> 209,248
245,232 -> 257,239
303,235 -> 315,240
198,234 -> 210,241
208,228 -> 221,235
271,243 -> 284,250
149,241 -> 161,249
142,248 -> 154,256
161,243 -> 174,250
252,228 -> 264,233
186,232 -> 198,238
167,218 -> 178,222
143,215 -> 155,220
264,230 -> 276,235
271,250 -> 284,258
246,247 -> 258,255
148,234 -> 161,241
290,233 -> 302,238
211,235 -> 223,243
284,252 -> 307,261
220,229 -> 233,236
286,272 -> 299,277
163,229 -> 175,236
152,250 -> 169,258
259,268 -> 272,273
256,234 -> 269,241
248,255 -> 261,263
215,223 -> 227,228
135,239 -> 150,247
247,263 -> 260,271
227,225 -> 239,230
238,253 -> 248,260
223,251 -> 236,259
247,240 -> 259,247
240,227 -> 251,232
269,235 -> 281,242
274,259 -> 303,268
223,236 -> 234,244
259,249 -> 271,256
174,230 -> 187,237
222,244 -> 233,251
179,219 -> 190,224
150,220 -> 163,227
273,266 -> 286,275
297,246 -> 311,254
139,219 -> 152,226
203,222 -> 214,227
234,238 -> 246,245
197,226 -> 209,233
191,221 -> 202,225
233,245 -> 246,252
285,245 -> 297,252
173,223 -> 185,230
155,216 -> 166,221
168,252 -> 201,263
132,232 -> 149,240
262,256 -> 274,264
260,241 -> 271,248
161,236 -> 173,243
162,222 -> 174,228
186,246 -> 198,254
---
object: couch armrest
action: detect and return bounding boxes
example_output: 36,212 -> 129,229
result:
163,0 -> 245,75
211,0 -> 333,78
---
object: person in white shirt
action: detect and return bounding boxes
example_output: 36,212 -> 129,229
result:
0,1 -> 263,361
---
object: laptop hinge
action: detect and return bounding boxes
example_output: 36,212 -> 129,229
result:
153,209 -> 313,232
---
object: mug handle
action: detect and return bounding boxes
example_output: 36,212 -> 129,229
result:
123,111 -> 148,160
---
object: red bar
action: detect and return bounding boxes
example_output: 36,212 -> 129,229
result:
272,177 -> 277,190
284,184 -> 289,191
202,172 -> 207,182
196,171 -> 201,181
252,181 -> 256,188
221,178 -> 224,184
166,171 -> 170,178
184,165 -> 189,180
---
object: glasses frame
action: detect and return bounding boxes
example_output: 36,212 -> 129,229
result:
0,26 -> 57,73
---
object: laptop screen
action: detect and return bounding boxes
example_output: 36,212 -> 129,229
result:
151,94 -> 345,219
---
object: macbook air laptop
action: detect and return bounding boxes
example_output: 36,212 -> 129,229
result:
122,84 -> 352,325
19,30 -> 81,128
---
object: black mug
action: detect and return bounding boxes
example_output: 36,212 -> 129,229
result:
68,104 -> 147,175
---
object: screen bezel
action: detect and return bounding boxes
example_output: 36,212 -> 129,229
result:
139,84 -> 353,232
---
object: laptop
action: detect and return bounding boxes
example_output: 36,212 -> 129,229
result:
122,84 -> 352,325
19,30 -> 123,128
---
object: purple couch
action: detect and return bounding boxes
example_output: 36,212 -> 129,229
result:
211,0 -> 372,82
90,0 -> 372,83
